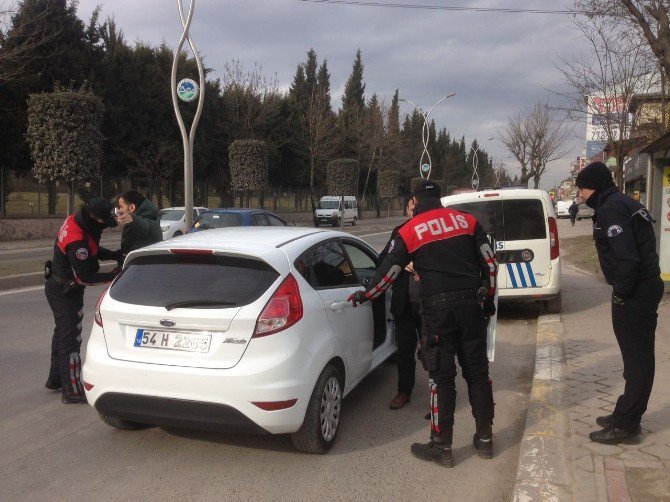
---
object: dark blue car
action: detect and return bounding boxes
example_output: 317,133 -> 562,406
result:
191,208 -> 289,232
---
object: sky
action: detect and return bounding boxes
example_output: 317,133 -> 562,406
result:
75,0 -> 593,189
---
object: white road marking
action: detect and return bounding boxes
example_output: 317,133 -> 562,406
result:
0,285 -> 44,296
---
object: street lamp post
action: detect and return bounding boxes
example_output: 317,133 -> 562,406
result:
471,136 -> 495,190
171,0 -> 205,232
399,94 -> 455,180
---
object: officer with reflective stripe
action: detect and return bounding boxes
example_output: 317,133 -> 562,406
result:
44,199 -> 121,404
347,181 -> 498,467
576,162 -> 664,444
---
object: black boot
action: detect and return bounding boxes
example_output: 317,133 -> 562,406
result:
45,374 -> 62,392
589,425 -> 641,445
596,414 -> 614,428
411,429 -> 454,467
473,419 -> 493,459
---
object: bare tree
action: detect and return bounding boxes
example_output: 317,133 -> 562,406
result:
360,94 -> 387,207
554,16 -> 657,186
499,102 -> 572,188
126,142 -> 178,209
0,1 -> 61,83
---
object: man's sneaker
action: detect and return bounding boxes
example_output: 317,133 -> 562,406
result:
473,433 -> 493,459
589,425 -> 641,445
62,392 -> 88,404
596,414 -> 614,428
411,431 -> 453,467
45,375 -> 62,392
389,392 -> 411,410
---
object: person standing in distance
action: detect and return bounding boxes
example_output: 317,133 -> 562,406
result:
116,190 -> 162,256
576,161 -> 664,444
378,196 -> 422,410
568,198 -> 580,226
44,199 -> 121,403
347,181 -> 498,467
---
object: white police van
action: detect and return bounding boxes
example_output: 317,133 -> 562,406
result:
314,196 -> 358,227
441,188 -> 561,313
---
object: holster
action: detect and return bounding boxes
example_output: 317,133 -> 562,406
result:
417,335 -> 440,372
44,260 -> 52,280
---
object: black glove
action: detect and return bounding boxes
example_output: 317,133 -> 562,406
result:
612,292 -> 625,306
115,250 -> 125,268
483,297 -> 496,318
347,290 -> 368,307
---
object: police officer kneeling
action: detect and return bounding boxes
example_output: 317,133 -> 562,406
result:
576,162 -> 664,444
44,198 -> 121,404
347,181 -> 498,467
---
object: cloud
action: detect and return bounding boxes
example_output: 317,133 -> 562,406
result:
77,0 -> 591,187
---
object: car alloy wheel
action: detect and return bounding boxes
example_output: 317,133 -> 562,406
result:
320,376 -> 341,442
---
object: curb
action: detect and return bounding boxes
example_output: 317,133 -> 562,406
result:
513,314 -> 572,501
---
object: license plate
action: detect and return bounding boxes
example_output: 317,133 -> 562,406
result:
134,329 -> 211,353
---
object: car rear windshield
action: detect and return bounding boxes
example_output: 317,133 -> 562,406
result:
159,209 -> 184,221
195,212 -> 243,229
448,199 -> 547,241
109,254 -> 279,307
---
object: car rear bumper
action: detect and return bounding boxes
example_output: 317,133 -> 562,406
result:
83,325 -> 318,434
498,259 -> 560,302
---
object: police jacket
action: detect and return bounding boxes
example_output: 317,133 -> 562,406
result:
120,198 -> 163,254
591,186 -> 660,298
363,206 -> 498,302
378,221 -> 421,316
52,210 -> 118,286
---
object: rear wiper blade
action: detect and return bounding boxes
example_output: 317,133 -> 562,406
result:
164,299 -> 238,310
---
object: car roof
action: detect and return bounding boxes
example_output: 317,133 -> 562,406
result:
125,227 -> 371,265
160,206 -> 207,211
441,188 -> 550,204
201,208 -> 274,215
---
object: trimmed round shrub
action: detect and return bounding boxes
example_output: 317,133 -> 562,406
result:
377,170 -> 401,199
229,139 -> 268,191
326,159 -> 359,196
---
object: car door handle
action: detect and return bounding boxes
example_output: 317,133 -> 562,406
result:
330,302 -> 348,311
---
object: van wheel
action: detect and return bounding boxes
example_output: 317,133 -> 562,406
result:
333,218 -> 341,227
351,217 -> 357,226
291,365 -> 343,454
173,231 -> 182,237
314,222 -> 320,228
99,413 -> 152,430
544,292 -> 562,314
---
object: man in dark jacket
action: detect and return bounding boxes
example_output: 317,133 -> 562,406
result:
45,199 -> 121,403
568,199 -> 579,226
378,196 -> 421,410
116,190 -> 162,256
576,161 -> 664,445
347,181 -> 498,467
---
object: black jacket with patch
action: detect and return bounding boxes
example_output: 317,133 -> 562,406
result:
591,186 -> 660,298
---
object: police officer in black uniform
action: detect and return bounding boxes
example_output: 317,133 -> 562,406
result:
576,162 -> 664,444
348,181 -> 498,467
379,196 -> 421,410
44,198 -> 121,404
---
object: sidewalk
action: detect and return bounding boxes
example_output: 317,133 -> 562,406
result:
514,261 -> 670,501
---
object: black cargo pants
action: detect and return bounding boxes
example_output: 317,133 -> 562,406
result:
422,294 -> 494,435
45,278 -> 85,395
395,302 -> 421,396
611,276 -> 665,429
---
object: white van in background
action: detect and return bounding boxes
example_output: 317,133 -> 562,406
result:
314,196 -> 358,227
555,200 -> 571,218
441,188 -> 561,313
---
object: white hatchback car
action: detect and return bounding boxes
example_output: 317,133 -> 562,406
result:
83,227 -> 395,453
158,206 -> 208,239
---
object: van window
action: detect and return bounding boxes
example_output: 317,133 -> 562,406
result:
318,200 -> 340,210
448,199 -> 546,241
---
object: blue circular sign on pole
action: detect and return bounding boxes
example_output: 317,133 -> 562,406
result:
421,163 -> 430,174
177,78 -> 199,103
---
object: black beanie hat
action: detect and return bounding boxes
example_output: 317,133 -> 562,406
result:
87,198 -> 118,228
575,162 -> 614,191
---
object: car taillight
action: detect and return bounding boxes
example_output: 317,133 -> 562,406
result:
94,284 -> 111,327
253,274 -> 303,338
548,216 -> 560,260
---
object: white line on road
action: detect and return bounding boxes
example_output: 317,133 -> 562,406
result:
0,285 -> 44,296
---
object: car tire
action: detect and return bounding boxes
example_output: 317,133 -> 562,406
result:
291,364 -> 343,454
544,292 -> 562,314
173,231 -> 183,237
99,413 -> 152,430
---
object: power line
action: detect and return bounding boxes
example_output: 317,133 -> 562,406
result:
298,0 -> 576,15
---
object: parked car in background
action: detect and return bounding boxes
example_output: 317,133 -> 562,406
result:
191,209 -> 289,232
441,188 -> 561,313
555,200 -> 571,219
83,227 -> 395,453
576,204 -> 594,220
159,206 -> 208,239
